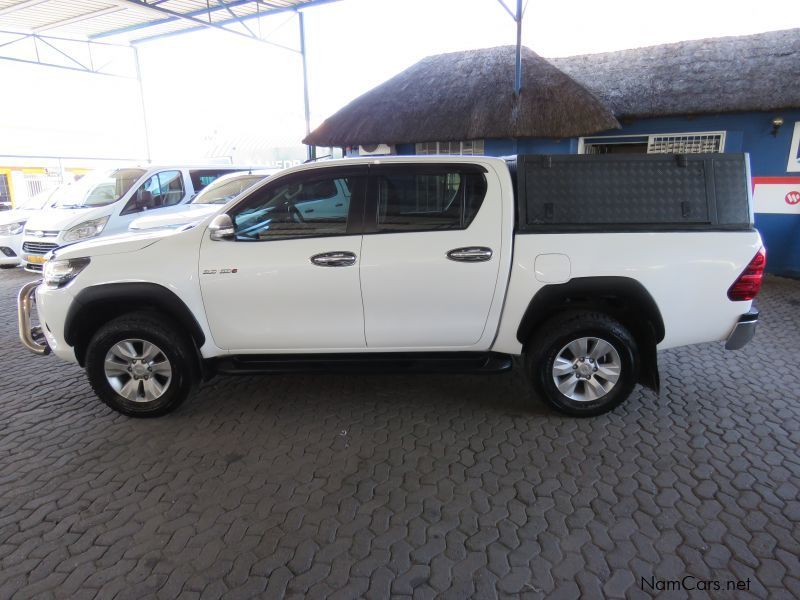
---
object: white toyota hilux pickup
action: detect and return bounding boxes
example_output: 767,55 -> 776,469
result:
18,154 -> 764,418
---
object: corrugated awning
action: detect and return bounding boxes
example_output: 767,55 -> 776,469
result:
0,0 -> 339,44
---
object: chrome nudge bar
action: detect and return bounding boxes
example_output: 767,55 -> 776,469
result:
18,280 -> 50,355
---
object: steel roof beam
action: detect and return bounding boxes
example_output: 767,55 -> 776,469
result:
215,0 -> 257,38
128,0 -> 341,45
103,0 -> 271,44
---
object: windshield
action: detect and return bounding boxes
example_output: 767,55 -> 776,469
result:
191,174 -> 265,205
55,169 -> 146,208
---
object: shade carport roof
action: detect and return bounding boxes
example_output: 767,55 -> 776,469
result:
303,45 -> 621,147
0,0 -> 340,44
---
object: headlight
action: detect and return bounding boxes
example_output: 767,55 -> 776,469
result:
63,216 -> 109,242
43,257 -> 90,289
0,221 -> 25,235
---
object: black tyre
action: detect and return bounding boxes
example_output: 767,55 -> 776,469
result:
525,311 -> 639,417
85,312 -> 198,417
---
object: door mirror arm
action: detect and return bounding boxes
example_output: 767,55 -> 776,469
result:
208,214 -> 235,241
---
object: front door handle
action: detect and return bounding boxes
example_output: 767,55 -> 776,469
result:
447,247 -> 493,262
311,251 -> 357,267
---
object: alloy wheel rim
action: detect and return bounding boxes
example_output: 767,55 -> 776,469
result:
104,339 -> 172,403
552,336 -> 621,402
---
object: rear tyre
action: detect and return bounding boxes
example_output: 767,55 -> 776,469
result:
525,311 -> 638,417
85,312 -> 198,417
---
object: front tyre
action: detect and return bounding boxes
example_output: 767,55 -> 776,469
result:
85,312 -> 198,417
526,311 -> 639,417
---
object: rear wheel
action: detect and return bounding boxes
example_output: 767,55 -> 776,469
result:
85,312 -> 198,417
525,311 -> 638,417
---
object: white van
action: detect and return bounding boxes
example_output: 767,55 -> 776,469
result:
0,186 -> 64,268
21,165 -> 253,271
129,170 -> 277,232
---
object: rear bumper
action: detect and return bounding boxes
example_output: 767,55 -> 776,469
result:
725,309 -> 759,350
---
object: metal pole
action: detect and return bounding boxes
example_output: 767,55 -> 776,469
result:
132,45 -> 152,163
514,0 -> 522,95
299,11 -> 314,161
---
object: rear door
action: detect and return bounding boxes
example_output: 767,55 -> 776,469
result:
359,163 -> 503,349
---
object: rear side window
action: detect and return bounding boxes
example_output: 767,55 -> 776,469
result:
374,169 -> 487,232
190,169 -> 237,192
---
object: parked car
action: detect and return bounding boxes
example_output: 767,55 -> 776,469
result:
128,170 -> 277,232
19,154 -> 764,418
0,186 -> 63,269
20,165 -> 257,272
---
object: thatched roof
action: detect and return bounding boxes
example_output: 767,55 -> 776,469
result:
550,28 -> 800,119
303,46 -> 620,147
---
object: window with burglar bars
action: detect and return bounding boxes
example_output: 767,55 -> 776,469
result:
24,173 -> 62,199
647,133 -> 725,154
0,174 -> 10,205
582,131 -> 726,155
415,140 -> 485,156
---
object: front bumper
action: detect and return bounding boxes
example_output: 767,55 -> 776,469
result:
0,233 -> 22,265
725,309 -> 759,350
18,280 -> 50,355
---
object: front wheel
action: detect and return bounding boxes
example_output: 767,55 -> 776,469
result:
85,312 -> 198,417
525,311 -> 639,417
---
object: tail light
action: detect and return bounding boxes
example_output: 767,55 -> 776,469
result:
728,247 -> 766,301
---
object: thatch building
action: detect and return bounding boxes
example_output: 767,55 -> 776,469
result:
304,28 -> 800,277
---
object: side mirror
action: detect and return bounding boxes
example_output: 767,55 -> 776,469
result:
208,213 -> 235,241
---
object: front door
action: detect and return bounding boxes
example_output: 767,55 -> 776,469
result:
359,163 -> 503,349
199,167 -> 367,352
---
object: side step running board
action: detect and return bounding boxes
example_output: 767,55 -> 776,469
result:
213,352 -> 513,376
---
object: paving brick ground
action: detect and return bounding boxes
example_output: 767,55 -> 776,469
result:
0,268 -> 798,599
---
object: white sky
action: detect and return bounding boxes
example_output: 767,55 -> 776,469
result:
0,0 -> 798,162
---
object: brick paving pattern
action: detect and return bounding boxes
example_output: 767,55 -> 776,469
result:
0,268 -> 798,599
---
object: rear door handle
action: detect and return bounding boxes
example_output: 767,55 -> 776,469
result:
311,251 -> 357,267
446,247 -> 493,262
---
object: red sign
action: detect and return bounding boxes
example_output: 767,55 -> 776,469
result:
786,191 -> 800,205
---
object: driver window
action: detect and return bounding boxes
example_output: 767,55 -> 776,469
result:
231,175 -> 356,241
124,170 -> 185,214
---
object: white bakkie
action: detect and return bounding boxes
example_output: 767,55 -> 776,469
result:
18,155 -> 765,418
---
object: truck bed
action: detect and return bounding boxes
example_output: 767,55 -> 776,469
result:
512,153 -> 753,232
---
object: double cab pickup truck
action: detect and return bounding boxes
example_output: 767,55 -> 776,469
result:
18,154 -> 764,417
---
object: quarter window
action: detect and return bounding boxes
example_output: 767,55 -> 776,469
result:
189,169 -> 237,191
375,170 -> 487,232
231,175 -> 357,241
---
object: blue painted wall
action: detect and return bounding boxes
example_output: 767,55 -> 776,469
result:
399,110 -> 800,276
584,111 -> 800,277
